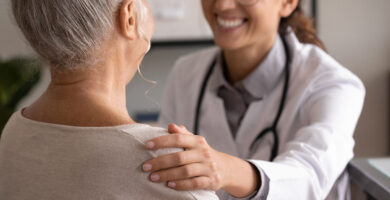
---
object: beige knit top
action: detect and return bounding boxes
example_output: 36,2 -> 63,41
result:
0,110 -> 219,200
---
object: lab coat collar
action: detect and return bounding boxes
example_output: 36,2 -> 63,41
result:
209,34 -> 286,100
205,31 -> 302,158
235,32 -> 300,158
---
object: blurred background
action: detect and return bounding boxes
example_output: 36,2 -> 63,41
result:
1,0 -> 390,199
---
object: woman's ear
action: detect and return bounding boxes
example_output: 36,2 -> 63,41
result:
279,0 -> 299,18
119,0 -> 137,40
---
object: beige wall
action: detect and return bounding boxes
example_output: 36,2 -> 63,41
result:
0,1 -> 49,110
318,0 -> 390,157
0,1 -> 34,58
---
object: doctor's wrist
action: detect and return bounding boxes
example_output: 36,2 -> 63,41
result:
221,154 -> 261,198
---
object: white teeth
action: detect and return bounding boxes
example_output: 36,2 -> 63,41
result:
217,16 -> 245,29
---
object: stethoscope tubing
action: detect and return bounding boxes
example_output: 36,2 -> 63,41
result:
193,35 -> 291,161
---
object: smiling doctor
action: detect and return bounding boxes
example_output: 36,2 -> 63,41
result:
142,0 -> 365,199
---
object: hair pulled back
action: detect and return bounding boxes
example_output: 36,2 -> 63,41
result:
279,4 -> 326,51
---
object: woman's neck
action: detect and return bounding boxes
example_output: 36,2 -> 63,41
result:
23,63 -> 135,127
223,35 -> 276,84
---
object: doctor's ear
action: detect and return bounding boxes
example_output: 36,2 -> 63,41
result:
279,0 -> 299,18
119,0 -> 137,40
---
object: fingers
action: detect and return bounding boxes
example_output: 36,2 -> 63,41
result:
168,123 -> 192,135
143,149 -> 209,172
142,123 -> 223,191
149,163 -> 209,183
167,176 -> 221,191
145,133 -> 207,150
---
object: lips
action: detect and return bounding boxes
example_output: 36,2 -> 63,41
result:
216,16 -> 247,29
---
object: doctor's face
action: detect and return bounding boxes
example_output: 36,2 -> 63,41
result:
201,0 -> 284,51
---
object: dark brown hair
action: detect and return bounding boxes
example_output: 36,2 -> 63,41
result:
279,5 -> 326,51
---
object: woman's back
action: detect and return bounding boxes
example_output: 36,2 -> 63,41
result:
0,111 -> 218,200
0,0 -> 221,199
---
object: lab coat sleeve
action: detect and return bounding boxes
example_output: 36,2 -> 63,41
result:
245,163 -> 270,199
249,71 -> 365,200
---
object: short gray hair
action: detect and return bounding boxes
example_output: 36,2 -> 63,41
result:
11,0 -> 148,69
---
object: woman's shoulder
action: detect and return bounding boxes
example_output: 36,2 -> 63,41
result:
119,124 -> 166,140
118,124 -> 183,156
289,34 -> 364,91
117,125 -> 219,200
286,32 -> 346,73
118,124 -> 168,146
0,119 -> 218,200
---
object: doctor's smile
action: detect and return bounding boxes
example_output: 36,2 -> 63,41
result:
216,16 -> 248,30
2,0 -> 381,199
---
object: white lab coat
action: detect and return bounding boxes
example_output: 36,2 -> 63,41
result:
158,32 -> 365,200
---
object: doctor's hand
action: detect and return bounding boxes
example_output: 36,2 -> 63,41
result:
142,124 -> 260,198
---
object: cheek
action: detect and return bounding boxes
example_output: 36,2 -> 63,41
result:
201,2 -> 214,25
248,6 -> 280,35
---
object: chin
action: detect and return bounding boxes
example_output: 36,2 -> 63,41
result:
214,37 -> 243,51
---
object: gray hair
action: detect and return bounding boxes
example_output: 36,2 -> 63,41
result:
11,0 -> 149,69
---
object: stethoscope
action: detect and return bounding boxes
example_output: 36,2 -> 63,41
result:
193,35 -> 291,161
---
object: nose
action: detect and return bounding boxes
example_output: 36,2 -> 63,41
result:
214,0 -> 239,11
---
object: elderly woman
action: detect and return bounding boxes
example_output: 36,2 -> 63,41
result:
0,0 -> 218,199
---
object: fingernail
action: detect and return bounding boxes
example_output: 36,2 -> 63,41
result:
151,174 -> 160,182
143,163 -> 152,172
168,182 -> 176,188
146,141 -> 155,149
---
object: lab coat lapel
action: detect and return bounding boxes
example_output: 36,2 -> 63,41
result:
199,91 -> 240,157
235,88 -> 282,160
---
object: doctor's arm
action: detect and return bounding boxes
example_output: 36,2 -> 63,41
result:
154,57 -> 365,199
146,78 -> 364,199
143,124 -> 261,198
248,76 -> 365,199
151,60 -> 260,197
